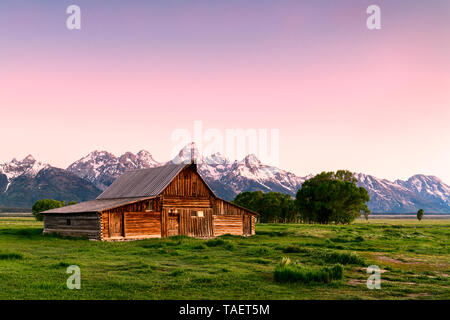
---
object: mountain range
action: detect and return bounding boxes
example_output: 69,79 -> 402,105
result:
1,144 -> 449,213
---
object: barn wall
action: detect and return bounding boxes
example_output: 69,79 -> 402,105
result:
101,198 -> 161,240
251,216 -> 256,235
163,166 -> 213,197
43,213 -> 101,240
179,208 -> 214,238
213,214 -> 243,236
213,198 -> 252,216
212,198 -> 257,236
124,212 -> 161,238
162,196 -> 211,209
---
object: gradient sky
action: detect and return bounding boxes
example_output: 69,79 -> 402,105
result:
1,0 -> 449,183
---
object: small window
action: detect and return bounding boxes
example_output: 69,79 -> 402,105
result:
66,219 -> 71,225
169,209 -> 179,214
191,210 -> 204,217
145,201 -> 154,212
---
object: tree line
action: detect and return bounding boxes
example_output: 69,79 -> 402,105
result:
233,170 -> 371,224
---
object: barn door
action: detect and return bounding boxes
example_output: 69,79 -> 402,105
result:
168,212 -> 180,237
243,215 -> 252,236
109,212 -> 124,237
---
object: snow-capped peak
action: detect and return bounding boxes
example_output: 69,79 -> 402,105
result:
67,150 -> 161,189
171,142 -> 202,164
0,155 -> 50,192
243,154 -> 262,167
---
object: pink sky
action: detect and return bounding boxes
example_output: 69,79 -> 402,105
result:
0,0 -> 449,183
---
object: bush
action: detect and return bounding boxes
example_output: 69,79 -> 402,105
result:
31,199 -> 64,221
417,209 -> 424,221
169,269 -> 184,277
223,242 -> 236,251
205,239 -> 226,247
247,246 -> 270,256
321,251 -> 365,265
0,252 -> 23,260
282,245 -> 304,253
274,258 -> 343,283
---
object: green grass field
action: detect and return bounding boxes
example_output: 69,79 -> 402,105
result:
0,217 -> 448,300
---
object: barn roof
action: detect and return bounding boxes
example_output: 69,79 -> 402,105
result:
42,197 -> 154,214
96,162 -> 203,200
42,162 -> 258,216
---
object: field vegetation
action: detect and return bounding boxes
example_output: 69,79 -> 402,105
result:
0,218 -> 448,299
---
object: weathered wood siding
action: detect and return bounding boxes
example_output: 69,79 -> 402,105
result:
162,196 -> 211,209
212,198 -> 256,236
251,216 -> 256,235
243,215 -> 252,236
180,208 -> 214,238
213,214 -> 243,236
167,212 -> 179,236
213,198 -> 251,216
43,214 -> 101,239
101,198 -> 161,240
124,212 -> 161,238
163,167 -> 213,197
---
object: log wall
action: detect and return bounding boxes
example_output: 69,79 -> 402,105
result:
43,214 -> 101,240
213,214 -> 243,236
101,198 -> 161,240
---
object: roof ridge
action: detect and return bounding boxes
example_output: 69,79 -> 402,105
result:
96,162 -> 193,200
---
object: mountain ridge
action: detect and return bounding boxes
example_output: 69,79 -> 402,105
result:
1,146 -> 449,213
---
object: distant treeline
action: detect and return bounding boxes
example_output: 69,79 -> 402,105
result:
233,191 -> 300,223
233,170 -> 371,224
0,207 -> 31,213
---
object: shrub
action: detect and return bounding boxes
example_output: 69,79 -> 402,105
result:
247,246 -> 270,256
169,269 -> 184,277
0,252 -> 23,260
205,239 -> 226,247
223,242 -> 236,251
417,209 -> 424,221
274,259 -> 343,284
282,245 -> 304,253
191,244 -> 207,250
321,251 -> 365,265
54,262 -> 71,268
32,199 -> 75,221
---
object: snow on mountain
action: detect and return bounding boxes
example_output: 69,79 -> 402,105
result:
4,145 -> 448,213
355,173 -> 450,213
0,155 -> 50,193
167,143 -> 307,196
0,155 -> 100,207
67,150 -> 160,190
65,144 -> 450,213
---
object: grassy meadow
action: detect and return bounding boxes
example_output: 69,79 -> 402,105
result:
0,217 -> 449,300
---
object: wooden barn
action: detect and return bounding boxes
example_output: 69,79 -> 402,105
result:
42,162 -> 257,240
